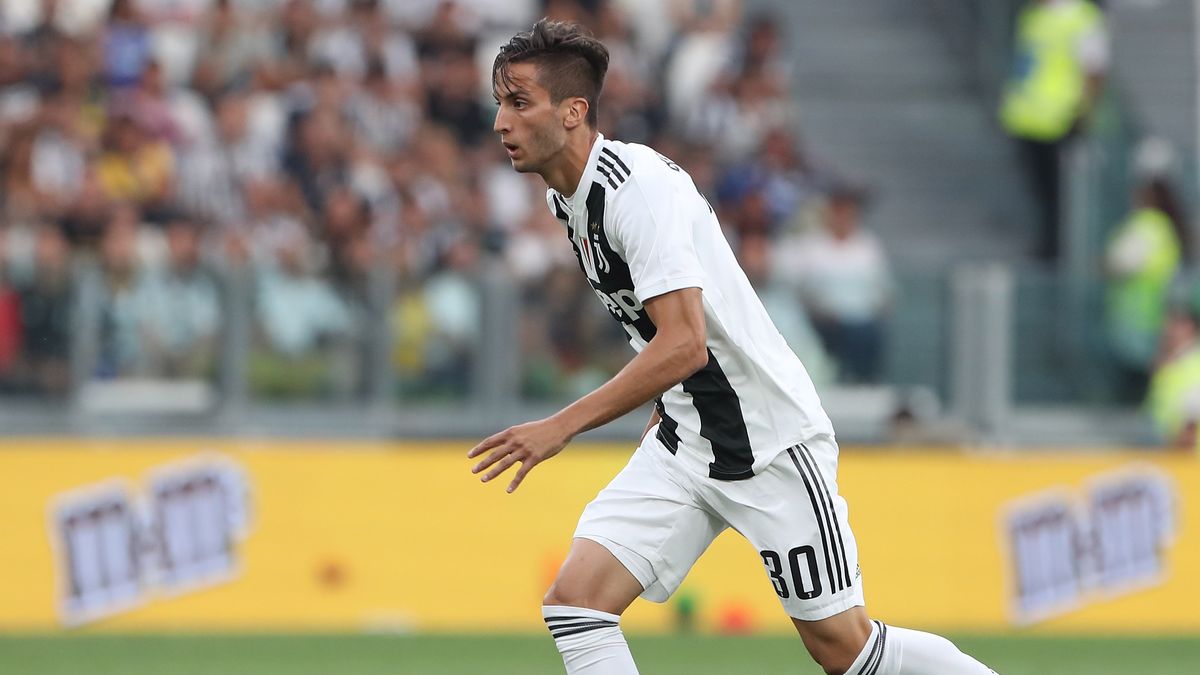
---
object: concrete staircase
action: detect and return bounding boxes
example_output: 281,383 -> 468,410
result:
747,0 -> 1038,267
1109,0 -> 1196,161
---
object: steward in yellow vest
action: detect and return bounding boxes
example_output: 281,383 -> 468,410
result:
1000,0 -> 1108,261
1001,0 -> 1107,141
1147,312 -> 1200,447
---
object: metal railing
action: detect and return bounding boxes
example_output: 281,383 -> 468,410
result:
0,245 -> 1160,446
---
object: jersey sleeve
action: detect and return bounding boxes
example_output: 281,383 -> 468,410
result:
608,172 -> 706,304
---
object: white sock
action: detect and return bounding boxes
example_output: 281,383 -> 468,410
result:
542,605 -> 640,674
847,620 -> 998,675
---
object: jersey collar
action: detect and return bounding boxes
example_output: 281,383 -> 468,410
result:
563,132 -> 606,212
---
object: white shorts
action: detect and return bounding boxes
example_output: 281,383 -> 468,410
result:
575,430 -> 864,621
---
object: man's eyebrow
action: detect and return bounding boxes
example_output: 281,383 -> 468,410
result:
493,86 -> 532,100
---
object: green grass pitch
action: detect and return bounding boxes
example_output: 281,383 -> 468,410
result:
2,633 -> 1197,674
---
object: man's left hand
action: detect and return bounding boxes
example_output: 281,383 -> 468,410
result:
468,417 -> 573,493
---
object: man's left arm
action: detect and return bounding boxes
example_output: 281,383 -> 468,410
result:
468,287 -> 707,493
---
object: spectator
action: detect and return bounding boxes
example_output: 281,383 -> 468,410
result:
424,48 -> 490,146
348,59 -> 421,156
122,60 -> 186,147
778,185 -> 891,383
415,235 -> 482,397
20,0 -> 66,92
663,0 -> 741,125
135,219 -> 221,378
40,36 -> 107,151
2,126 -> 50,224
95,205 -> 144,377
59,168 -> 112,249
0,35 -> 39,124
103,0 -> 153,89
32,90 -> 92,218
95,112 -> 176,222
716,128 -> 833,238
283,105 -> 349,213
1000,0 -> 1108,262
177,91 -> 278,228
1146,309 -> 1200,448
737,230 -> 833,387
14,224 -> 72,396
191,0 -> 278,97
0,232 -> 21,388
321,184 -> 374,295
1105,176 -> 1188,403
251,225 -> 355,398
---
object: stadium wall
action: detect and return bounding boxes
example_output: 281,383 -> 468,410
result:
0,440 -> 1194,635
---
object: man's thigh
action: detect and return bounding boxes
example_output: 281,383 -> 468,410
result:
545,537 -> 646,615
573,440 -> 725,605
706,436 -> 865,621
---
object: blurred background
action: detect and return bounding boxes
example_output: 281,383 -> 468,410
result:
0,0 -> 1198,674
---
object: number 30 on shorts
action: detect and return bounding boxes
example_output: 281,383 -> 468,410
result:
759,546 -> 822,600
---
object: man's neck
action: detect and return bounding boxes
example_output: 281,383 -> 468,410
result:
541,130 -> 598,196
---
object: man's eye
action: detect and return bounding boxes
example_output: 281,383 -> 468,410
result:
514,99 -> 527,109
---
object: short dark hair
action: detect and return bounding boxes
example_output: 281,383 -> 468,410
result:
493,19 -> 610,128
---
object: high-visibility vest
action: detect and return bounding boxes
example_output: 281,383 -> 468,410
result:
1000,0 -> 1103,141
1105,208 -> 1181,368
1147,348 -> 1200,441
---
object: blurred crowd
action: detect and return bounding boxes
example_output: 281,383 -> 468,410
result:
0,0 -> 892,402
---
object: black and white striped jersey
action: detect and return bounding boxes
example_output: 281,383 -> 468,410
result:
546,134 -> 835,480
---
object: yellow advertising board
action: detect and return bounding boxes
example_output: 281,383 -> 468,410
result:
0,439 -> 1195,634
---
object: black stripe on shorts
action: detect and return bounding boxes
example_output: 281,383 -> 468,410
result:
787,446 -> 839,594
799,444 -> 851,589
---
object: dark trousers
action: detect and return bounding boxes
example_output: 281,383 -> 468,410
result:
814,317 -> 884,384
1017,137 -> 1065,262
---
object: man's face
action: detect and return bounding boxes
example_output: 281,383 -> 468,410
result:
493,61 -> 567,174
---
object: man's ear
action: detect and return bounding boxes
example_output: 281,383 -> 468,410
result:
562,97 -> 589,130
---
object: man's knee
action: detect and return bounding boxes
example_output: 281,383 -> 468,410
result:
542,539 -> 643,613
543,567 -> 616,609
793,608 -> 873,675
542,578 -> 588,608
807,641 -> 858,675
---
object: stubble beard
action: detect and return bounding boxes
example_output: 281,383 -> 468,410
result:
514,123 -> 564,178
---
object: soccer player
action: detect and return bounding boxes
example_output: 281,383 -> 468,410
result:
469,20 -> 999,675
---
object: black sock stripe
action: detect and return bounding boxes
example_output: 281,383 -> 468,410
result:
800,444 -> 851,589
601,147 -> 631,175
545,618 -> 617,629
876,623 -> 889,674
787,447 -> 837,593
549,623 -> 618,639
858,624 -> 884,675
549,620 -> 617,636
863,621 -> 887,675
544,615 -> 615,624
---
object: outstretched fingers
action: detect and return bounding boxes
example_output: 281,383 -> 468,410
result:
481,452 -> 520,482
506,457 -> 539,493
472,444 -> 511,475
468,431 -> 507,460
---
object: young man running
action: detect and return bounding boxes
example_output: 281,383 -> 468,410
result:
469,19 -> 998,675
